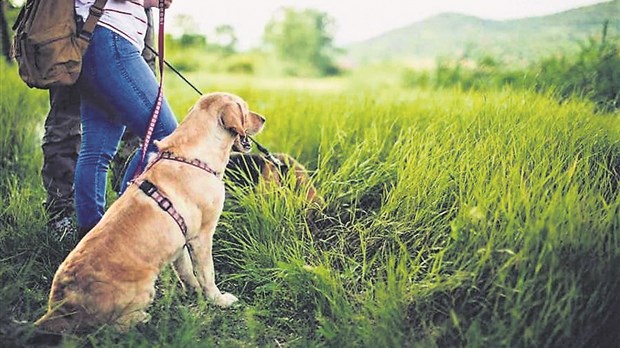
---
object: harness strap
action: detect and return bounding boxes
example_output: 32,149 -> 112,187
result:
159,151 -> 221,177
138,180 -> 187,236
142,151 -> 221,178
132,151 -> 220,238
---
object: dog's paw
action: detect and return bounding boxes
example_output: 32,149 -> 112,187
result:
215,292 -> 238,308
141,312 -> 151,324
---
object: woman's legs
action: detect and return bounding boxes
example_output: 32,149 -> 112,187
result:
74,102 -> 125,229
75,26 -> 177,230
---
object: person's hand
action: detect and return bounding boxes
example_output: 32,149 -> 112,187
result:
144,0 -> 173,9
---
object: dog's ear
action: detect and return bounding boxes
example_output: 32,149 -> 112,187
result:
247,111 -> 266,135
219,102 -> 246,136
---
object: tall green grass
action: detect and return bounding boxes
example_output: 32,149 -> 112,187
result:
1,58 -> 619,347
0,61 -> 56,343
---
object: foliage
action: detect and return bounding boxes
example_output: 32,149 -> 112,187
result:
534,21 -> 620,112
163,33 -> 209,73
177,33 -> 207,48
2,0 -> 21,26
223,54 -> 255,74
0,60 -> 46,177
402,25 -> 620,112
214,24 -> 238,56
1,57 -> 620,346
166,15 -> 243,73
264,7 -> 341,77
171,14 -> 207,48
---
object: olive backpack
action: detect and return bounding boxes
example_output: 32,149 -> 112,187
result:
11,0 -> 107,89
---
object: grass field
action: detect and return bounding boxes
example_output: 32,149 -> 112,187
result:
1,59 -> 619,347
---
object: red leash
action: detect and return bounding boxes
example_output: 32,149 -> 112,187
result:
133,0 -> 166,179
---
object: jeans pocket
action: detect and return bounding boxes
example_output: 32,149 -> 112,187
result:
112,32 -> 141,61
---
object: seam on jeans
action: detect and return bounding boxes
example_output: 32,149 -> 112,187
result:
111,33 -> 154,128
82,116 -> 120,228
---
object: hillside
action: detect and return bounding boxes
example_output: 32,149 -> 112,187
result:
346,0 -> 620,65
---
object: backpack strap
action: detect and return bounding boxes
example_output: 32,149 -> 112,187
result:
78,0 -> 109,42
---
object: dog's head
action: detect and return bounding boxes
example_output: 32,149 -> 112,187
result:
220,103 -> 265,153
154,93 -> 265,158
199,92 -> 265,153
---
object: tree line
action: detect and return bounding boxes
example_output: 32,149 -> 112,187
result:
0,2 -> 341,77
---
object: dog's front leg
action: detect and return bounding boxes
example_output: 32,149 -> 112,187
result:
172,247 -> 201,292
188,227 -> 238,308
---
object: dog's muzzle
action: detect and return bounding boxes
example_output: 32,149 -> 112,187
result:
240,135 -> 252,151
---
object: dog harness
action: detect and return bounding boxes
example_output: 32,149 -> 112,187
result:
145,151 -> 221,178
136,180 -> 188,235
133,151 -> 221,237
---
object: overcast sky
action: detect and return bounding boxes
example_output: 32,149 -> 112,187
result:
166,0 -> 611,48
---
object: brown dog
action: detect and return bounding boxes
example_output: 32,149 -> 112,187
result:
226,153 -> 321,205
35,92 -> 265,333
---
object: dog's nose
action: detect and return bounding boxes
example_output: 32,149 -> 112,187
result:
241,136 -> 252,151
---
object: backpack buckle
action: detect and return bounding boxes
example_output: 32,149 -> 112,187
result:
89,5 -> 104,18
79,31 -> 93,41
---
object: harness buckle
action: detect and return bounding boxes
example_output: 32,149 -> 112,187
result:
158,197 -> 172,211
139,180 -> 157,196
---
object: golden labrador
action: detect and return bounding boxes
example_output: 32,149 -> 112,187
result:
35,92 -> 265,333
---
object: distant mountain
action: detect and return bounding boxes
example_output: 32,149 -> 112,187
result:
346,0 -> 620,65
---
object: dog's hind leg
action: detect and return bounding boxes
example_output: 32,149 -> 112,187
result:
112,289 -> 154,332
113,310 -> 150,332
172,247 -> 201,292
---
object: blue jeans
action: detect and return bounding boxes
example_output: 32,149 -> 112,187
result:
75,26 -> 177,229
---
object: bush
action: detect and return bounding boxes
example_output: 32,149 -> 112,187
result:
403,56 -> 528,91
402,23 -> 619,112
225,55 -> 255,74
534,22 -> 619,112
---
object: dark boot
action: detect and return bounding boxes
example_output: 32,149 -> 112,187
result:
46,206 -> 76,243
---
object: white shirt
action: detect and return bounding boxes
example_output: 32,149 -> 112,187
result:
75,0 -> 148,51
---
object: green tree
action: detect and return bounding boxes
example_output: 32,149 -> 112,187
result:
263,7 -> 340,76
172,14 -> 206,48
214,24 -> 237,55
